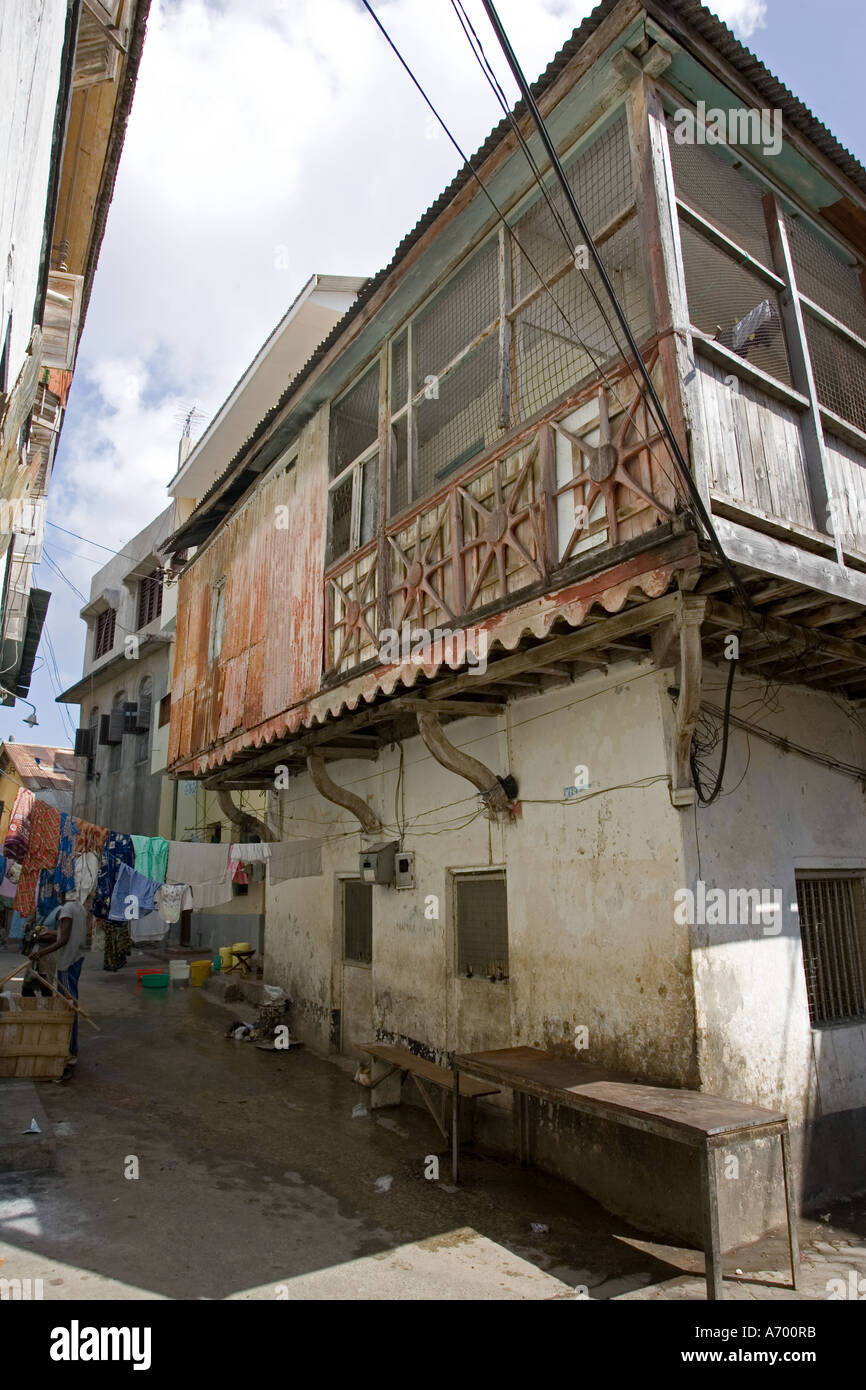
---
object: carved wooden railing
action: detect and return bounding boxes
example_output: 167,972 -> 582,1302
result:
324,352 -> 678,675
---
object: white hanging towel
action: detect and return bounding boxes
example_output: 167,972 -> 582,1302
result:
165,842 -> 232,907
229,843 -> 271,863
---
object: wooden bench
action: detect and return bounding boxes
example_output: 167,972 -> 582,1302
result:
451,1046 -> 799,1302
358,1042 -> 499,1143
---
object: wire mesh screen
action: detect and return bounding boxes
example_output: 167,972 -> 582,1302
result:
415,334 -> 500,496
455,871 -> 508,977
329,363 -> 379,478
511,116 -> 647,421
413,245 -> 498,389
796,876 -> 866,1026
785,213 -> 866,339
678,221 -> 791,383
327,474 -> 353,563
344,879 -> 372,964
666,122 -> 773,266
805,314 -> 866,433
515,220 -> 650,420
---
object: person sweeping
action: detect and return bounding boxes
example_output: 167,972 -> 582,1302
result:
28,894 -> 87,1078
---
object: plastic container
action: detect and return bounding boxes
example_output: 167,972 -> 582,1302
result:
219,946 -> 234,973
142,972 -> 169,989
136,968 -> 163,982
212,955 -> 222,973
169,960 -> 190,983
190,959 -> 212,988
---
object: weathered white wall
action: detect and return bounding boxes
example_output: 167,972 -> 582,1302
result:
680,667 -> 866,1210
267,660 -> 694,1079
0,3 -> 68,382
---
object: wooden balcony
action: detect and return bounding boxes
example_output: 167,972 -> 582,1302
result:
324,348 -> 680,678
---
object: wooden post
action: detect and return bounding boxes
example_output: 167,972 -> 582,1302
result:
700,1143 -> 724,1300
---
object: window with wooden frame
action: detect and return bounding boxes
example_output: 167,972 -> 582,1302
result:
137,567 -> 163,629
666,105 -> 866,435
94,606 -> 116,658
325,112 -> 644,549
453,869 -> 508,980
796,873 -> 866,1028
135,676 -> 152,762
327,364 -> 380,564
343,877 -> 373,965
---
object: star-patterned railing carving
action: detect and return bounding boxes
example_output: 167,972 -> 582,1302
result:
325,363 -> 680,674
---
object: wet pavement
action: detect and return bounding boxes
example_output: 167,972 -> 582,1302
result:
1,948 -> 864,1301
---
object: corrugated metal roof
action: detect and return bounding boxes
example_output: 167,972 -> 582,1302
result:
1,742 -> 76,789
164,0 -> 866,558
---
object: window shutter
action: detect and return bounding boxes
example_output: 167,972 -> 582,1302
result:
108,707 -> 126,744
99,713 -> 112,746
136,688 -> 152,732
74,727 -> 92,757
123,701 -> 138,734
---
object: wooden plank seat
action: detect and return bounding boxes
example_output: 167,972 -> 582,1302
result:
358,1041 -> 499,1143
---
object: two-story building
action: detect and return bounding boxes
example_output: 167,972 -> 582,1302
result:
160,0 -> 866,1245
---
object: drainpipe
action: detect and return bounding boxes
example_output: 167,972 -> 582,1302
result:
306,753 -> 381,834
216,789 -> 279,842
415,710 -> 514,818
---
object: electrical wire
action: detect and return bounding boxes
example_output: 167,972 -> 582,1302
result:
359,0 -> 684,505
690,654 -> 736,804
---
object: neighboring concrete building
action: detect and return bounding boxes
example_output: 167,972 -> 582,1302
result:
162,2 -> 866,1246
0,0 -> 149,710
57,505 -> 175,835
0,740 -> 75,842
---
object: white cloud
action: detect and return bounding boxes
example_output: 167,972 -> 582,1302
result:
704,0 -> 768,39
39,0 -> 598,739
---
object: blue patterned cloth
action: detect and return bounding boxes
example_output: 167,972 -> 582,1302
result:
36,868 -> 61,920
108,863 -> 160,923
36,814 -> 78,919
91,833 -> 135,921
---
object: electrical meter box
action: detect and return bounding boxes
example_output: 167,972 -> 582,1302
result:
359,840 -> 398,885
395,850 -> 415,890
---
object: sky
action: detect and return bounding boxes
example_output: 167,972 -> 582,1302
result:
24,0 -> 866,747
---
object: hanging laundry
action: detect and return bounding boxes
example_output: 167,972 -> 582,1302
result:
72,851 -> 100,905
103,921 -> 132,972
132,835 -> 169,883
229,843 -> 271,864
36,867 -> 61,920
0,853 -> 7,881
14,800 -> 62,917
108,863 -> 161,923
231,859 -> 248,887
4,787 -> 35,863
165,841 -> 232,908
129,912 -> 169,943
75,821 -> 108,857
0,875 -> 17,908
91,832 -> 135,921
54,814 -> 77,893
156,881 -> 194,925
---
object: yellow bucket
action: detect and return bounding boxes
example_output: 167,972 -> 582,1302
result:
219,946 -> 235,972
190,960 -> 212,987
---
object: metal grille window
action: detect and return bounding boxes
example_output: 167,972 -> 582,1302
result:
94,607 -> 116,658
454,870 -> 508,978
343,878 -> 372,964
327,363 -> 380,564
137,568 -> 163,629
796,874 -> 866,1027
786,213 -> 866,341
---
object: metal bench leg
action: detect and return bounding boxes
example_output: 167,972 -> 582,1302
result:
700,1143 -> 724,1300
781,1128 -> 800,1290
451,1068 -> 460,1185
